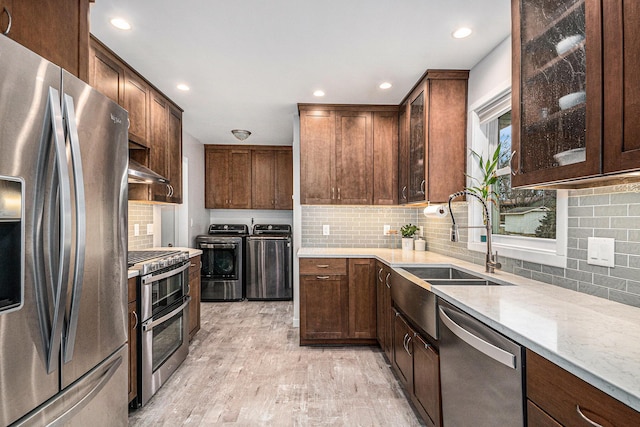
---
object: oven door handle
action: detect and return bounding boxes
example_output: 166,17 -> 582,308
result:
141,262 -> 190,285
142,296 -> 191,332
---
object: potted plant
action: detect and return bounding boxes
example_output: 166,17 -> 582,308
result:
400,223 -> 418,251
465,142 -> 509,241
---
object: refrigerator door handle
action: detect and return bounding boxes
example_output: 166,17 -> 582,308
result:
43,87 -> 73,374
62,94 -> 86,364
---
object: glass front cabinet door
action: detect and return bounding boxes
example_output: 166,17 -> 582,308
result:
511,0 -> 602,187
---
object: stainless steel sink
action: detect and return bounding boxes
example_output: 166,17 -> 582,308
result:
426,279 -> 507,286
403,267 -> 511,286
404,266 -> 479,280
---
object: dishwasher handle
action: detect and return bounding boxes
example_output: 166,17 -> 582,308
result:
439,306 -> 516,369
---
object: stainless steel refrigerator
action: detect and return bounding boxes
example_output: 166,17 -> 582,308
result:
0,36 -> 129,426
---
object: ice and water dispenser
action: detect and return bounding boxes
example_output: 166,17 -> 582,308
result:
0,177 -> 23,313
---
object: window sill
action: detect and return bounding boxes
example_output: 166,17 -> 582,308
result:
468,240 -> 567,268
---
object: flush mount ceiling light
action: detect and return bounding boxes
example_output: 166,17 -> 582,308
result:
231,129 -> 251,141
110,18 -> 131,30
452,27 -> 472,39
176,83 -> 190,91
313,90 -> 325,97
379,82 -> 392,89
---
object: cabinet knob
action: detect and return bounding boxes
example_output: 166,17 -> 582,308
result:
2,7 -> 12,36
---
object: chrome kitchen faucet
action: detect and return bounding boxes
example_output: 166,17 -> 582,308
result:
448,190 -> 501,273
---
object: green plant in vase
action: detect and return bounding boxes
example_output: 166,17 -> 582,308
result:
400,224 -> 418,251
400,223 -> 418,238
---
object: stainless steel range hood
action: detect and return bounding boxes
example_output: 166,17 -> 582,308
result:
128,159 -> 169,184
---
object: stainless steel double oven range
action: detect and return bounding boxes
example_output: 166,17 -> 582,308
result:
196,224 -> 248,301
128,250 -> 191,407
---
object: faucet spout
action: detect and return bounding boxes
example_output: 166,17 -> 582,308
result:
448,190 -> 501,273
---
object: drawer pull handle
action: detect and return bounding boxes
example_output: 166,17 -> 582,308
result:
316,264 -> 330,268
316,276 -> 330,280
576,405 -> 604,427
2,7 -> 11,35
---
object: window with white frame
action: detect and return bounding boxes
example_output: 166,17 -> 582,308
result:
468,90 -> 568,268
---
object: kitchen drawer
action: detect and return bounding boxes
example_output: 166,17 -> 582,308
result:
526,349 -> 640,427
127,276 -> 137,303
299,258 -> 347,275
527,400 -> 561,427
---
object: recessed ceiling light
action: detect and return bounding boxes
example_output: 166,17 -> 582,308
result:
379,82 -> 392,89
177,84 -> 190,91
452,27 -> 472,39
110,18 -> 131,30
313,90 -> 325,97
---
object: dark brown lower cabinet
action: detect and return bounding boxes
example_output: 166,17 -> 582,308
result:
300,274 -> 349,342
299,257 -> 376,345
527,400 -> 562,427
393,309 -> 441,427
188,255 -> 201,341
127,276 -> 138,404
526,349 -> 640,427
375,261 -> 393,361
393,311 -> 414,390
413,334 -> 441,427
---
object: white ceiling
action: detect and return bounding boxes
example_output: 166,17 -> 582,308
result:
90,1 -> 511,146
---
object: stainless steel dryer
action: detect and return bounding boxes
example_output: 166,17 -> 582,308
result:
246,224 -> 293,300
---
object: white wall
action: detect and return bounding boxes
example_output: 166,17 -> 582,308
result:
467,36 -> 512,109
183,131 -> 210,246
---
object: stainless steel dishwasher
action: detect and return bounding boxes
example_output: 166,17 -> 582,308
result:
246,224 -> 292,300
438,299 -> 525,426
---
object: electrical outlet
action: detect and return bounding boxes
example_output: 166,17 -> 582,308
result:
134,224 -> 139,236
587,237 -> 615,267
418,226 -> 424,237
147,224 -> 154,235
383,225 -> 391,235
323,225 -> 330,236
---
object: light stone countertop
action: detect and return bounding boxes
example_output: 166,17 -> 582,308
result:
298,247 -> 640,412
127,247 -> 203,279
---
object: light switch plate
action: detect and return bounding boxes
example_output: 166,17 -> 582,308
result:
587,237 -> 615,267
418,226 -> 424,237
323,225 -> 330,236
134,224 -> 139,236
147,223 -> 154,235
383,225 -> 391,236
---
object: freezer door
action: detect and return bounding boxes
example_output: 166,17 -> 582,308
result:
0,36 -> 64,426
59,70 -> 129,389
13,345 -> 128,427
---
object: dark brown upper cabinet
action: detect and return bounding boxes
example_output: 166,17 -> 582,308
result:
1,0 -> 90,81
512,0 -> 640,188
398,70 -> 469,204
299,104 -> 398,205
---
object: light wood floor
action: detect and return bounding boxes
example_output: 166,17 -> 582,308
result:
129,301 -> 423,426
